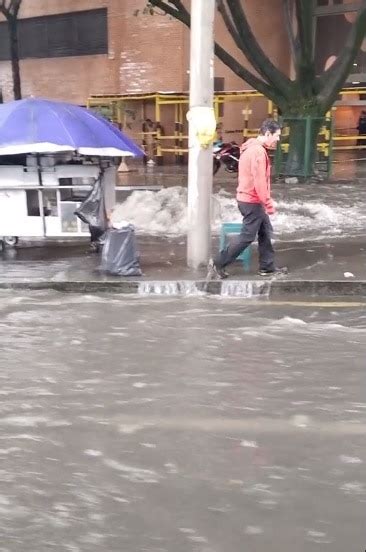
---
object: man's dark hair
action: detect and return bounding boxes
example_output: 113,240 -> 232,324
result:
259,118 -> 281,135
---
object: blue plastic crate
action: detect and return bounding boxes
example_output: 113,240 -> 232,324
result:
219,222 -> 252,269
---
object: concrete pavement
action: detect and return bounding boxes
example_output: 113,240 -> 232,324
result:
1,157 -> 366,297
0,236 -> 366,297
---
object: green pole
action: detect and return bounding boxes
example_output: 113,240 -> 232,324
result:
304,116 -> 311,178
328,114 -> 334,177
274,116 -> 284,177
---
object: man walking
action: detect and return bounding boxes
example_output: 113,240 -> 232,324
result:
209,118 -> 287,279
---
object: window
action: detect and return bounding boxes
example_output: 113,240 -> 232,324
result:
0,8 -> 108,61
26,189 -> 57,217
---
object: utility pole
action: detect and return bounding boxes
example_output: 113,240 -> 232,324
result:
187,0 -> 215,269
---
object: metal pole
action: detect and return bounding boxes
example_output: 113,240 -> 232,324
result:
304,116 -> 311,178
187,0 -> 215,269
36,154 -> 47,238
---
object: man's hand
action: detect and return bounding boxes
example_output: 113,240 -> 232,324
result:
265,198 -> 275,215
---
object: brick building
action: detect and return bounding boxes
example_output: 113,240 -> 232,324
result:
0,0 -> 290,103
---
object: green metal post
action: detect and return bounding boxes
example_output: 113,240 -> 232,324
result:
328,115 -> 334,177
304,116 -> 312,178
274,116 -> 284,176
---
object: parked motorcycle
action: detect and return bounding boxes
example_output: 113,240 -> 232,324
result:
213,141 -> 241,175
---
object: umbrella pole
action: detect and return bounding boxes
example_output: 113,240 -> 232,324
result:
99,159 -> 107,221
36,154 -> 47,238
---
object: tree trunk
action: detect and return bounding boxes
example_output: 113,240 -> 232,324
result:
8,17 -> 21,100
148,0 -> 366,183
284,119 -> 306,175
279,98 -> 324,177
282,118 -> 322,176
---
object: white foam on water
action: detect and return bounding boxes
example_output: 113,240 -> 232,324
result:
0,447 -> 21,455
268,317 -> 366,334
0,433 -> 43,441
103,459 -> 160,483
245,526 -> 264,535
138,280 -> 202,296
221,280 -> 270,298
112,186 -> 366,240
339,455 -> 363,464
271,316 -> 308,327
138,279 -> 269,298
118,423 -> 147,434
188,536 -> 209,543
113,186 -> 189,235
0,416 -> 49,427
84,449 -> 103,457
240,440 -> 258,448
340,481 -> 365,495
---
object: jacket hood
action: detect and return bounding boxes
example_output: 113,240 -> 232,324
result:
240,138 -> 260,152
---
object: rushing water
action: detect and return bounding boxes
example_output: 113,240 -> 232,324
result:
113,183 -> 366,242
137,280 -> 270,297
0,290 -> 365,551
138,280 -> 202,296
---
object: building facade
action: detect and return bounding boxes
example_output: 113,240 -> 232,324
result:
0,0 -> 363,143
0,0 -> 291,104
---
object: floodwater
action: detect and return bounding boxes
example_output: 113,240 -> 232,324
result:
114,153 -> 366,244
0,291 -> 366,551
115,175 -> 366,242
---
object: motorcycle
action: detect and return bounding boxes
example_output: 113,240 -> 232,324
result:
213,141 -> 241,175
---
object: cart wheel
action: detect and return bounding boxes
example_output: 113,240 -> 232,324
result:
2,236 -> 18,248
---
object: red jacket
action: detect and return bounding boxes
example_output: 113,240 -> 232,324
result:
236,138 -> 275,215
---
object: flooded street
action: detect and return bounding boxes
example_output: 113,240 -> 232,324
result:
115,164 -> 366,242
116,182 -> 366,242
0,291 -> 366,551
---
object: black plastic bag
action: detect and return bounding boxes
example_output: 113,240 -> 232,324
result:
75,177 -> 107,233
100,225 -> 142,276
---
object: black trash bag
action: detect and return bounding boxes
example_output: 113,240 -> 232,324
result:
101,225 -> 142,276
75,177 -> 108,234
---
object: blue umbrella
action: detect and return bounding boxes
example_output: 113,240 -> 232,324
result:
0,97 -> 144,157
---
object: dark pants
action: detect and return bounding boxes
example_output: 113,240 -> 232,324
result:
215,202 -> 275,270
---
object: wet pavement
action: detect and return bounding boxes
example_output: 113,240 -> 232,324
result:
0,291 -> 365,551
0,157 -> 366,291
1,236 -> 366,291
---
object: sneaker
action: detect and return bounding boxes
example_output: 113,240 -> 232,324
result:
258,266 -> 288,277
207,259 -> 229,280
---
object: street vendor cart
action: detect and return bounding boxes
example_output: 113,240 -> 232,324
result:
0,98 -> 143,248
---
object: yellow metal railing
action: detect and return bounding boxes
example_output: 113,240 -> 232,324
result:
87,88 -> 366,160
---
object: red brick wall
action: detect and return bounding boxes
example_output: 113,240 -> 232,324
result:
0,0 -> 189,103
0,0 -> 290,103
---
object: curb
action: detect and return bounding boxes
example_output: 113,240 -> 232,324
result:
0,279 -> 366,297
